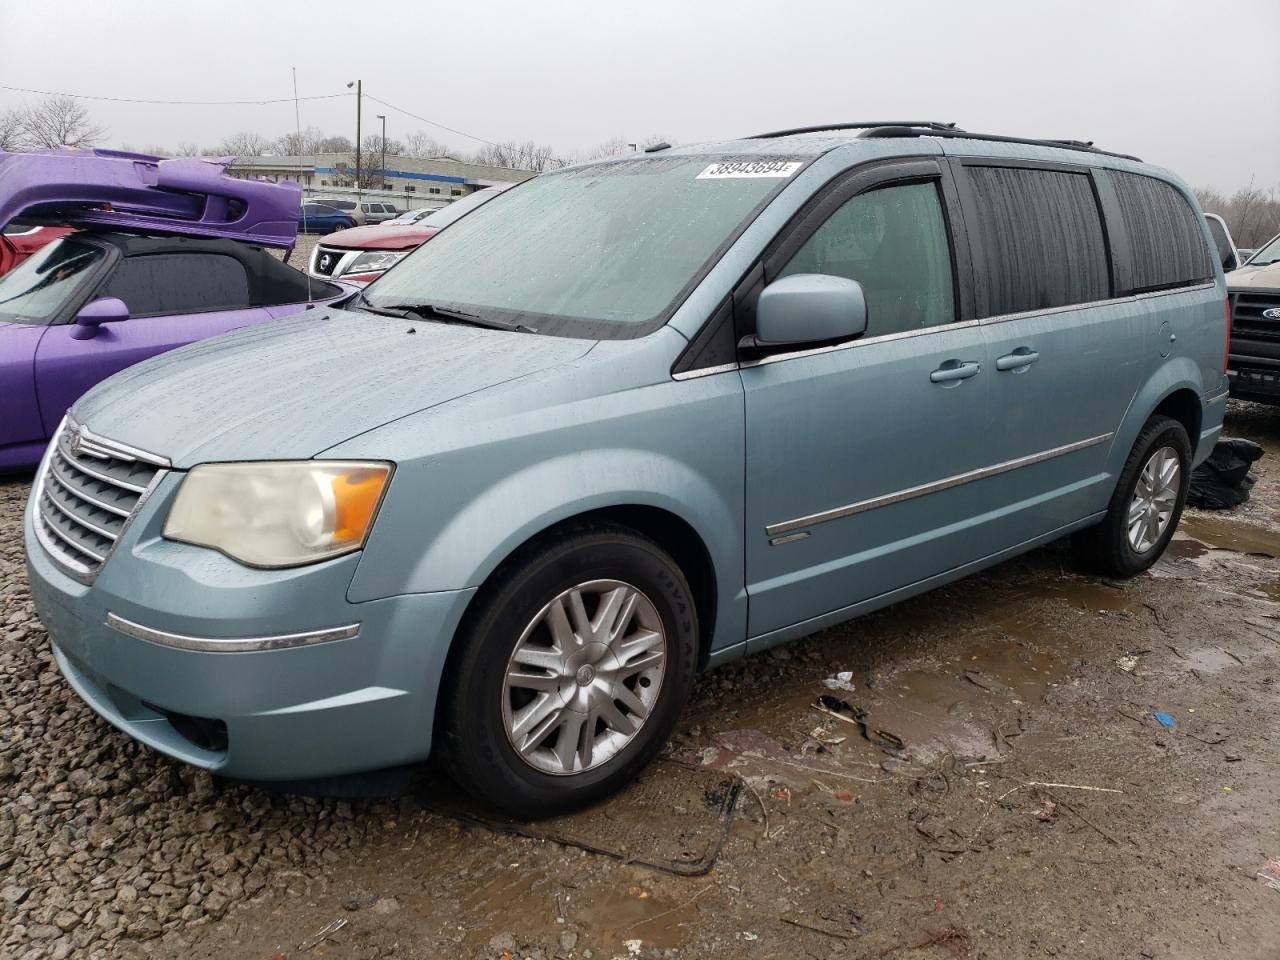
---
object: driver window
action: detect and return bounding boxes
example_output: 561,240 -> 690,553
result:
779,181 -> 955,337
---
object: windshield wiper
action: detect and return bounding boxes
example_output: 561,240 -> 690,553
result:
375,301 -> 533,333
350,290 -> 409,318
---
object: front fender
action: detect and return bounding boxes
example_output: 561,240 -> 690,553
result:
341,362 -> 749,654
433,449 -> 735,590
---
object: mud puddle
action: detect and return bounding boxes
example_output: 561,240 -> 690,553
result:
1179,514 -> 1280,557
451,867 -> 699,953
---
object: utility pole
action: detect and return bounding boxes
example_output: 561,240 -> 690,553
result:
376,114 -> 386,189
347,79 -> 362,198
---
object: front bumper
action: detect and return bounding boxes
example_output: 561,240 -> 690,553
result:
1228,346 -> 1280,402
24,476 -> 475,780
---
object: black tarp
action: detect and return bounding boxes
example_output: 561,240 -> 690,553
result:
1187,438 -> 1264,510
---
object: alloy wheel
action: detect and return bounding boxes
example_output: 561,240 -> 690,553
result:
502,579 -> 667,776
1127,445 -> 1181,553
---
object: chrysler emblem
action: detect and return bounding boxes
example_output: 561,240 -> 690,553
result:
68,428 -> 84,459
1263,307 -> 1280,321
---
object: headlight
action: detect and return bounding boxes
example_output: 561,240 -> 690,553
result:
163,461 -> 391,568
342,251 -> 406,275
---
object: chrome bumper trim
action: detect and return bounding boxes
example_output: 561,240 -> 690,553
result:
105,613 -> 360,653
766,432 -> 1115,538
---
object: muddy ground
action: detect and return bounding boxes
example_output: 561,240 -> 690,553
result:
4,403 -> 1280,960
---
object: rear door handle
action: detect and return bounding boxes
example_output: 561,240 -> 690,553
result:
996,348 -> 1041,372
930,360 -> 982,384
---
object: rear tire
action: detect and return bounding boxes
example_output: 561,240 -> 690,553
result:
1073,415 -> 1191,577
439,523 -> 698,819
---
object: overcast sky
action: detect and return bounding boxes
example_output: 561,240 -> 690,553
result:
2,0 -> 1277,192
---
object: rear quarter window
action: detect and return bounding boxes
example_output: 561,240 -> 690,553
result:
1111,172 -> 1212,294
966,165 -> 1110,316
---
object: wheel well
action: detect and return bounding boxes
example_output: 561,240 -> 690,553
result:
461,505 -> 720,670
1152,389 -> 1201,447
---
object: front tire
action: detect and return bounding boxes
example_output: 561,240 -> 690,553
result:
439,524 -> 698,819
1074,415 -> 1191,577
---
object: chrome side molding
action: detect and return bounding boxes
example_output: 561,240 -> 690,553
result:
766,432 -> 1115,539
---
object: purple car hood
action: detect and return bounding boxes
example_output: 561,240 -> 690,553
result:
71,307 -> 595,466
0,148 -> 301,248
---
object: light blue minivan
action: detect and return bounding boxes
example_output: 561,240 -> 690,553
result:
25,122 -> 1229,816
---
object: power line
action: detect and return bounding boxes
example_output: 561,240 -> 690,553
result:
363,93 -> 496,146
0,81 -> 501,147
0,83 -> 352,106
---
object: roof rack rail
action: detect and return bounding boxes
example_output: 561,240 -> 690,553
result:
745,121 -> 958,139
856,125 -> 1141,162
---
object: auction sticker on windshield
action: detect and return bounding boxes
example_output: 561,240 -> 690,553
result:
697,160 -> 803,179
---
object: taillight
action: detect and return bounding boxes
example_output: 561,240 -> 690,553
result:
1224,296 -> 1232,373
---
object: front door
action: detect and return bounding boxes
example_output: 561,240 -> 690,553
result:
742,163 -> 991,643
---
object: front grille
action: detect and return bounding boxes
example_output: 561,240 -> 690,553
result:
34,419 -> 169,582
1230,291 -> 1280,341
312,245 -> 342,276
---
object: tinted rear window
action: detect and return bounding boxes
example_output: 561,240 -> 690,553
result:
1111,172 -> 1212,293
967,165 -> 1109,316
100,253 -> 251,316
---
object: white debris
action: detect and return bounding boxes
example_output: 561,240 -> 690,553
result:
822,671 -> 856,692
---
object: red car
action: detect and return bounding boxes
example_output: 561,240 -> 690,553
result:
306,185 -> 510,285
0,223 -> 75,275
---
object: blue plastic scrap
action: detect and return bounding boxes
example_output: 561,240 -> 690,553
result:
1153,712 -> 1176,729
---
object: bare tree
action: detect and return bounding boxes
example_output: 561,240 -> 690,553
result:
362,133 -> 405,158
317,134 -> 353,154
471,140 -> 563,173
578,136 -> 632,162
1197,184 -> 1280,249
19,96 -> 105,149
404,129 -> 452,159
570,134 -> 671,164
274,126 -> 325,156
331,155 -> 390,190
0,109 -> 25,150
217,131 -> 272,157
175,142 -> 202,157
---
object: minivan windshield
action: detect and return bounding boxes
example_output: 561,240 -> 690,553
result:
362,155 -> 803,338
0,237 -> 106,325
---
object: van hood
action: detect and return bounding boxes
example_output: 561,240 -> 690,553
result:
1227,259 -> 1280,291
72,308 -> 594,467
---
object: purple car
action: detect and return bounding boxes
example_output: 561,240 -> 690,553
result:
0,148 -> 350,472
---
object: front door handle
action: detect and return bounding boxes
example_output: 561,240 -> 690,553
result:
930,360 -> 982,384
996,348 -> 1041,372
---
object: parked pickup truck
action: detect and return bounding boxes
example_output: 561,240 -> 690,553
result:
1226,231 -> 1280,402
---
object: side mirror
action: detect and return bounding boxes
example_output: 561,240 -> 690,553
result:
1223,251 -> 1240,274
70,297 -> 129,341
754,274 -> 867,347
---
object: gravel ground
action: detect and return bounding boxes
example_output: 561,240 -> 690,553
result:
0,482 -> 413,960
3,402 -> 1280,959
